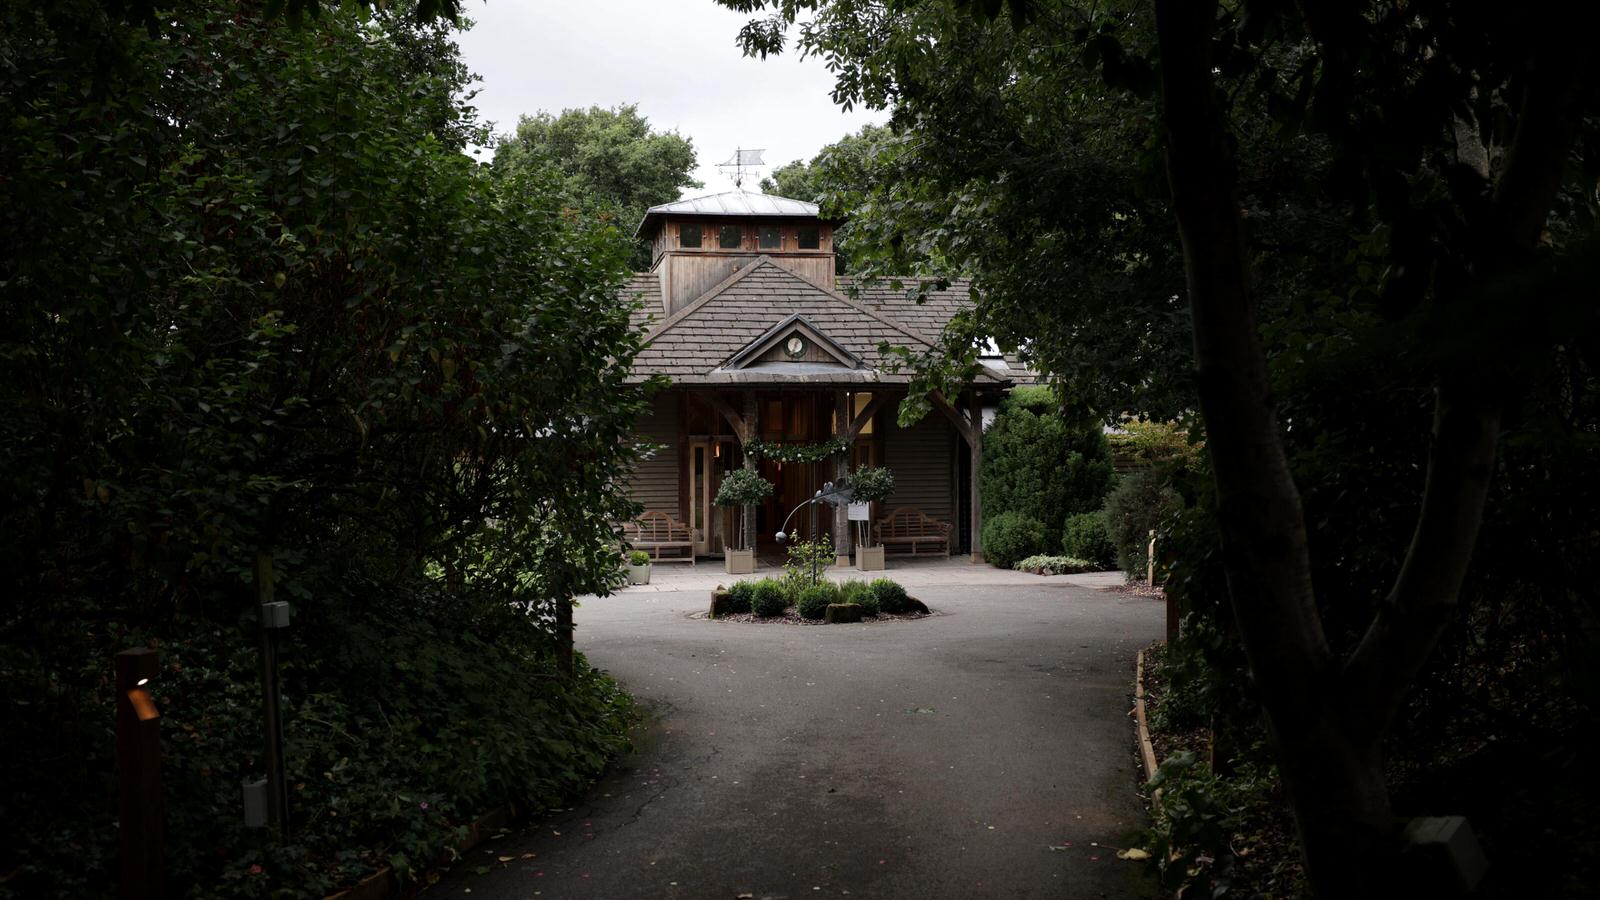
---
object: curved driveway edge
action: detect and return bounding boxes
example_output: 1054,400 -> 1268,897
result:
432,580 -> 1163,899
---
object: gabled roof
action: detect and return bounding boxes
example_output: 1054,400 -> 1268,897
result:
626,256 -> 1011,387
634,190 -> 822,238
721,313 -> 865,371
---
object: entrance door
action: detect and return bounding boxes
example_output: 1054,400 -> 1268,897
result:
688,440 -> 714,556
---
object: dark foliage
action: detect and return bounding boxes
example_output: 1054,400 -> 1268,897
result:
868,578 -> 911,615
980,511 -> 1048,570
0,2 -> 649,894
750,579 -> 788,617
796,583 -> 839,620
1060,512 -> 1116,569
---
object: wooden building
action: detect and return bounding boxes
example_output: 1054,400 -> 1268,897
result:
622,191 -> 1026,564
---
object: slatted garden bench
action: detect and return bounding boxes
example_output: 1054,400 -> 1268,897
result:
873,506 -> 953,557
622,511 -> 696,564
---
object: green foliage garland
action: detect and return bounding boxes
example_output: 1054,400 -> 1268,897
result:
742,437 -> 851,464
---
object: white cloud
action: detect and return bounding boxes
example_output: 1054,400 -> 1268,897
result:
454,0 -> 887,196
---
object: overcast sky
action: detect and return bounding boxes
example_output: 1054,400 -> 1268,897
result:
453,1 -> 886,197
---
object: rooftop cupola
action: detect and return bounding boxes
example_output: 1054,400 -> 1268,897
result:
635,190 -> 837,315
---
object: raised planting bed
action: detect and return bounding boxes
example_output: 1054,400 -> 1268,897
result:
705,577 -> 931,624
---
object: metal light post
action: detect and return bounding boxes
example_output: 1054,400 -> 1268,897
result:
776,481 -> 853,587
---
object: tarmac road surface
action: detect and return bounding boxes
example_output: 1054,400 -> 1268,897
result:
430,580 -> 1163,900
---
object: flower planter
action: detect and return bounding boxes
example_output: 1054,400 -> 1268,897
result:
625,563 -> 651,585
724,547 -> 756,575
856,545 -> 885,571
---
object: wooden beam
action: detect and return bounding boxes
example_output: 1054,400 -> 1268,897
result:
848,393 -> 889,439
704,392 -> 749,442
927,390 -> 975,443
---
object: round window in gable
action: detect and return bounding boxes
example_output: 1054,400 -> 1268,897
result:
783,335 -> 807,358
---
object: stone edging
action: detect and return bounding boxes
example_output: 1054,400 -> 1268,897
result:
323,802 -> 519,900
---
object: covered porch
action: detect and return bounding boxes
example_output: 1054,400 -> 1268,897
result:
628,384 -> 999,568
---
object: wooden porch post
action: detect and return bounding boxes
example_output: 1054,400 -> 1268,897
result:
742,391 -> 758,551
968,390 -> 984,564
928,389 -> 986,564
833,391 -> 852,566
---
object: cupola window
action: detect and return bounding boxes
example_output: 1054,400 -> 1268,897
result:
759,225 -> 782,249
679,223 -> 703,249
797,226 -> 820,250
718,224 -> 743,249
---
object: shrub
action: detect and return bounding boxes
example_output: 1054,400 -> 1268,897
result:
981,511 -> 1048,569
725,580 -> 756,614
1102,469 -> 1183,578
838,580 -> 879,615
751,578 -> 788,617
627,549 -> 651,567
869,577 -> 910,614
980,389 -> 1116,548
781,538 -> 834,600
847,466 -> 897,503
715,469 -> 775,551
797,583 -> 840,620
1015,555 -> 1097,575
1060,512 -> 1116,568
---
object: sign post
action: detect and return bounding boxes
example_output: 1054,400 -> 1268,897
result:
116,647 -> 164,899
255,551 -> 292,838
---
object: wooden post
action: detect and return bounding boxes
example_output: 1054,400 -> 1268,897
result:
833,391 -> 852,566
1148,529 -> 1157,586
116,647 -> 164,900
968,390 -> 984,564
742,390 -> 758,551
254,552 -> 290,838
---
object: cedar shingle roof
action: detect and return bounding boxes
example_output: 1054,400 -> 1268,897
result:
621,261 -> 1031,386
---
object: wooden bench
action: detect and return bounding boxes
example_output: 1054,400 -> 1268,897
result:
873,507 -> 953,557
621,511 -> 696,564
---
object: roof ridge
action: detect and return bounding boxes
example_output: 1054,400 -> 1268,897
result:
640,256 -> 768,345
659,257 -> 947,351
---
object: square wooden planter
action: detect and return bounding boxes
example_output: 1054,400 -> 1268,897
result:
856,546 -> 885,571
724,548 -> 756,575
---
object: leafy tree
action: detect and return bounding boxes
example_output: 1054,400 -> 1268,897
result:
493,104 -> 701,268
761,159 -> 823,202
980,387 -> 1114,549
760,123 -> 890,203
2,1 -> 652,891
760,123 -> 892,273
720,0 -> 1600,893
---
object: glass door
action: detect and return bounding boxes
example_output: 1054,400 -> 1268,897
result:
689,441 -> 712,556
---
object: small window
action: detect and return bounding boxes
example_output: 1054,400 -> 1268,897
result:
680,223 -> 702,249
719,224 -> 743,249
797,226 -> 820,250
759,225 -> 782,249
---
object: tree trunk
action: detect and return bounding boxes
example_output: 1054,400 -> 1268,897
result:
1151,0 -> 1391,891
1152,0 -> 1580,892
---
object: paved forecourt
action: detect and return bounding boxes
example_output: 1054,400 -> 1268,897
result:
432,569 -> 1162,899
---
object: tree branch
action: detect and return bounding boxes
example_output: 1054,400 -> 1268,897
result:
1345,42 -> 1588,731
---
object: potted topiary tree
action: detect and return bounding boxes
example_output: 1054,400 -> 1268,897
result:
847,466 -> 896,571
714,468 -> 774,575
625,549 -> 652,585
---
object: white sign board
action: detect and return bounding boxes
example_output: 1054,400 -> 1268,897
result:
847,501 -> 871,522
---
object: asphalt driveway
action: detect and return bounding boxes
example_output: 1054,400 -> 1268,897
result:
431,580 -> 1164,899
